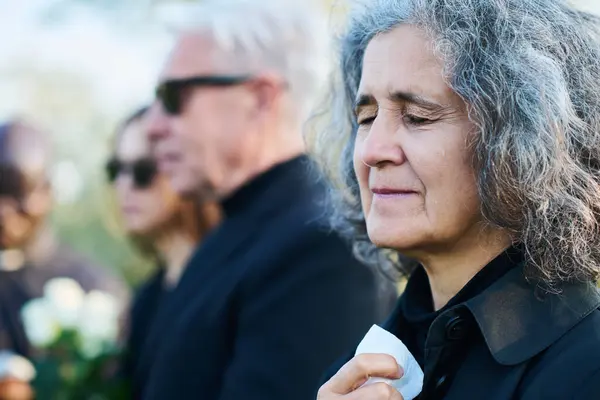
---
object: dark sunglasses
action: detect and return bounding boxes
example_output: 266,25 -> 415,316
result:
106,158 -> 158,189
156,75 -> 252,115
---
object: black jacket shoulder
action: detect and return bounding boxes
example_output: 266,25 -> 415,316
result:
517,308 -> 600,399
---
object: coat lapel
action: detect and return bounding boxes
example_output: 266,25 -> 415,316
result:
464,267 -> 600,366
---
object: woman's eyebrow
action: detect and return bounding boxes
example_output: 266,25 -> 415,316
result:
354,93 -> 376,116
388,90 -> 444,112
354,90 -> 446,116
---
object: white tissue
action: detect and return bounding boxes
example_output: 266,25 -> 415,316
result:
355,325 -> 424,400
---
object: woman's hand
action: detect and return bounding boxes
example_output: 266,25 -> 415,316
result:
317,354 -> 404,399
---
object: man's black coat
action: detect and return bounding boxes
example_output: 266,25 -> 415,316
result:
133,156 -> 390,399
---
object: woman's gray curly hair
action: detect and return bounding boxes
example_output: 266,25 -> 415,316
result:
309,0 -> 600,288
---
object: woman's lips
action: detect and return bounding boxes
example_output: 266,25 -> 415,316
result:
371,187 -> 418,199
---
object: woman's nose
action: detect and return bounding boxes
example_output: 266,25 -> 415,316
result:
359,116 -> 406,169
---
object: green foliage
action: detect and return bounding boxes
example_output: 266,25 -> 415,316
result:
51,181 -> 154,288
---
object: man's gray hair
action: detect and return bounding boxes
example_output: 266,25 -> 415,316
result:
161,0 -> 332,121
310,0 -> 600,289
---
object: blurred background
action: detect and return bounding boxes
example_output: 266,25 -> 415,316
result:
0,0 -> 598,287
0,0 -> 344,286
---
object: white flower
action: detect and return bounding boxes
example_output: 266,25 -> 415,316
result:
0,350 -> 36,382
78,339 -> 105,360
76,290 -> 120,357
43,277 -> 86,328
20,298 -> 59,347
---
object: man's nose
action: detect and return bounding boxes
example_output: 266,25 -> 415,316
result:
145,102 -> 170,144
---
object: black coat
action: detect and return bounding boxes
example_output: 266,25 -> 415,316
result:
134,156 -> 392,400
122,268 -> 165,389
324,252 -> 600,399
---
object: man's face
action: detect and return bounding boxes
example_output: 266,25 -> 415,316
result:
147,34 -> 262,198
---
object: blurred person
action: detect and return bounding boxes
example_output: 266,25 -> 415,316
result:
313,0 -> 600,399
0,119 -> 127,358
143,0 -> 397,399
0,350 -> 33,400
0,379 -> 32,400
107,107 -> 221,395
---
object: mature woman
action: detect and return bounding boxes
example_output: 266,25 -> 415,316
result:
107,107 -> 221,394
313,0 -> 600,399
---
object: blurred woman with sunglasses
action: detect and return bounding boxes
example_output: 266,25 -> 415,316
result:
107,106 -> 221,394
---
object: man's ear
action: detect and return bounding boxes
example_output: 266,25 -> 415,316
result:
252,73 -> 285,113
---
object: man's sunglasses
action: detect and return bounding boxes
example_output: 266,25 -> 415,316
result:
156,75 -> 252,115
106,158 -> 158,189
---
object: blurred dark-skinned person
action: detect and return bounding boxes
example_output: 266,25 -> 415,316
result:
142,0 -> 397,399
0,119 -> 128,361
107,107 -> 221,396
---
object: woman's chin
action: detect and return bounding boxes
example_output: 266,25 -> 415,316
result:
125,223 -> 151,236
366,214 -> 427,251
367,226 -> 424,253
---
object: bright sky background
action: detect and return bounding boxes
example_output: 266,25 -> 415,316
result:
0,1 -> 171,119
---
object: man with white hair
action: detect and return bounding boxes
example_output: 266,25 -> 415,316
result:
141,0 -> 396,399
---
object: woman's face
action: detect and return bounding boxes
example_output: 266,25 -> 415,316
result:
353,24 -> 482,256
112,119 -> 181,236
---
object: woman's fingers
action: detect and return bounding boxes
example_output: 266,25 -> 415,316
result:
319,353 -> 402,395
345,382 -> 404,400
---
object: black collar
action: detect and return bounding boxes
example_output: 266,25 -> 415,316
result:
401,246 -> 524,323
385,250 -> 600,367
464,267 -> 600,365
220,154 -> 314,217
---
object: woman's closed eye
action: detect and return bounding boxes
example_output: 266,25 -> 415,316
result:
357,115 -> 376,126
356,106 -> 377,126
404,113 -> 436,125
356,110 -> 437,127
